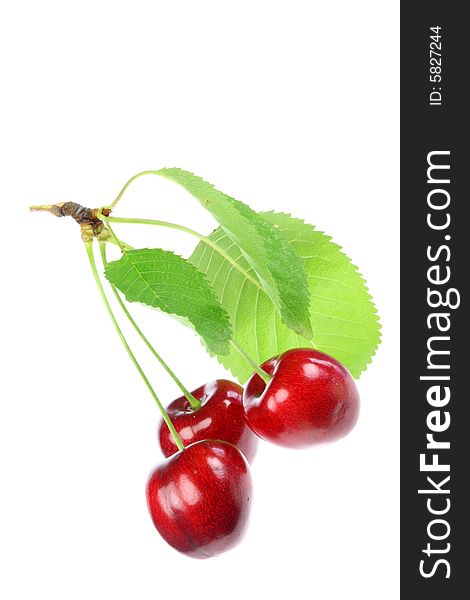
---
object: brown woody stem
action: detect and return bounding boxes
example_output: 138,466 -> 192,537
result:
30,202 -> 112,241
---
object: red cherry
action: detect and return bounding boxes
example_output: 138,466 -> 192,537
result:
243,348 -> 360,448
158,380 -> 258,462
146,440 -> 252,558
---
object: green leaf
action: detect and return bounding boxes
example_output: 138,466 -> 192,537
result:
105,248 -> 232,355
155,168 -> 312,339
190,212 -> 381,381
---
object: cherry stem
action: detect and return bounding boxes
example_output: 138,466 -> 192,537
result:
100,214 -> 262,291
99,242 -> 201,410
230,341 -> 272,384
84,240 -> 185,451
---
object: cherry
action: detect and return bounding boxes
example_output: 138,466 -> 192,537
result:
243,348 -> 360,448
158,380 -> 258,462
146,440 -> 252,558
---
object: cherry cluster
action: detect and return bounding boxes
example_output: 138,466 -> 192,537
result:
146,348 -> 359,558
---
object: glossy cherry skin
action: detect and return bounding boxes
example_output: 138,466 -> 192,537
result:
146,440 -> 253,558
158,380 -> 258,463
243,348 -> 360,448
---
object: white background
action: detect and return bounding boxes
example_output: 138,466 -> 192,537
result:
0,1 -> 399,598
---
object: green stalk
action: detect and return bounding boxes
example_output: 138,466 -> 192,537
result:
99,214 -> 262,291
99,242 -> 201,409
106,170 -> 158,210
107,237 -> 135,251
230,340 -> 272,385
84,240 -> 184,451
